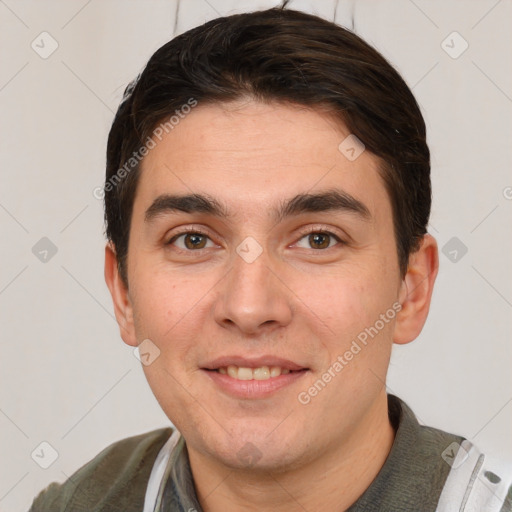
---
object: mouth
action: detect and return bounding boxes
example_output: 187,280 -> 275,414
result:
200,356 -> 309,398
205,365 -> 306,381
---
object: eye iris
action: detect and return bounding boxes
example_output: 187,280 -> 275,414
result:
179,232 -> 333,250
184,233 -> 207,249
309,233 -> 330,249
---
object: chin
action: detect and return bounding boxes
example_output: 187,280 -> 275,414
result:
203,424 -> 308,472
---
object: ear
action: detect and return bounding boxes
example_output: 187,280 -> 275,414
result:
104,242 -> 138,347
394,234 -> 439,345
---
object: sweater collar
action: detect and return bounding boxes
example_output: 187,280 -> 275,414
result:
157,394 -> 459,511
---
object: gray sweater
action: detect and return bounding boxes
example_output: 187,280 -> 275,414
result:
29,395 -> 512,511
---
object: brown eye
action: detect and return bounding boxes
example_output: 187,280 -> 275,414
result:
295,231 -> 342,250
168,232 -> 213,250
184,233 -> 207,249
309,233 -> 330,249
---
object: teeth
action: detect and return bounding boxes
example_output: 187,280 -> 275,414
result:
270,366 -> 281,378
227,365 -> 238,379
253,366 -> 270,380
237,367 -> 253,380
219,365 -> 294,380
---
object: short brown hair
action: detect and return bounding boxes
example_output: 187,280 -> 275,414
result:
104,6 -> 431,286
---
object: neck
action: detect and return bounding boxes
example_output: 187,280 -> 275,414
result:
188,390 -> 395,512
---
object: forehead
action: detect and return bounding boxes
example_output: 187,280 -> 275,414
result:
132,100 -> 389,223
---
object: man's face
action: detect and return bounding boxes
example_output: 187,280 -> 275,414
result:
121,100 -> 404,470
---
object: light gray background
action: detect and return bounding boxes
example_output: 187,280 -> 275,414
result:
1,1 -> 511,511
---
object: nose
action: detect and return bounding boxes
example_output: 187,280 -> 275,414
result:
213,241 -> 293,336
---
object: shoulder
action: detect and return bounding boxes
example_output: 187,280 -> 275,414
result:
436,439 -> 512,512
391,395 -> 512,510
29,427 -> 174,512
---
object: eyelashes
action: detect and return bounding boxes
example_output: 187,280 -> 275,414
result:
167,230 -> 215,251
294,229 -> 343,250
166,227 -> 345,253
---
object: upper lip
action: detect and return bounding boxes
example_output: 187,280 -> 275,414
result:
202,355 -> 308,371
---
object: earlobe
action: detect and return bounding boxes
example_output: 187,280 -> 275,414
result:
104,243 -> 138,347
393,234 -> 439,345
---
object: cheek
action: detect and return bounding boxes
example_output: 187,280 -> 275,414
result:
290,265 -> 399,388
129,266 -> 222,376
130,265 -> 199,335
293,265 -> 394,336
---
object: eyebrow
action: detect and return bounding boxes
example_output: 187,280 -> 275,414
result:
144,188 -> 371,224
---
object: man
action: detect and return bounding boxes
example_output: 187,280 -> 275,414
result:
29,5 -> 511,512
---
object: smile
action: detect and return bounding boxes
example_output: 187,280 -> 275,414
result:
201,357 -> 309,399
217,365 -> 291,380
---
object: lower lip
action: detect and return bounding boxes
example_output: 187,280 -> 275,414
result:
202,369 -> 308,399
